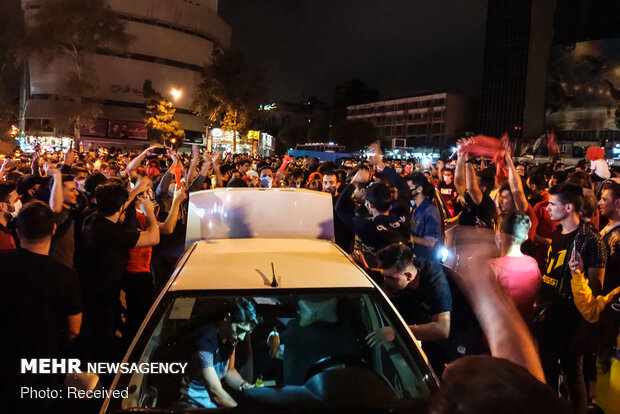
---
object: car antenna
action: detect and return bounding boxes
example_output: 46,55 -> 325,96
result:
270,262 -> 279,287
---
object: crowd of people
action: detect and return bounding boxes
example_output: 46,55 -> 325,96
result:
1,137 -> 619,413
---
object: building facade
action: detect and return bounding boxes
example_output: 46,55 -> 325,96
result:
546,0 -> 620,146
346,93 -> 475,150
21,0 -> 231,150
478,0 -> 556,141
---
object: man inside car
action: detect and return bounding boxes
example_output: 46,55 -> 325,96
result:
180,298 -> 260,408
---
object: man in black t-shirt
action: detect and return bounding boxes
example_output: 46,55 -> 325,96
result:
0,201 -> 82,413
536,183 -> 606,414
438,169 -> 458,216
80,182 -> 160,363
356,244 -> 454,374
357,244 -> 452,342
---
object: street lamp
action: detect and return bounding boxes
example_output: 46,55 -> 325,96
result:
170,88 -> 182,101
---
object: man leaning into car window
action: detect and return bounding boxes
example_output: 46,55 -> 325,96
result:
353,243 -> 452,344
180,298 -> 260,408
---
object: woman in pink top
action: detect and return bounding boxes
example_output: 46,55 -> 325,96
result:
489,212 -> 541,326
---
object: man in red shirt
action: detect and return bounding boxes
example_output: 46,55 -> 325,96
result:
0,181 -> 18,250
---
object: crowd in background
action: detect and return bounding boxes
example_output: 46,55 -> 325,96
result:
1,138 -> 619,413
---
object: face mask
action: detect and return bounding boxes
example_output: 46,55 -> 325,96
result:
410,199 -> 417,208
76,179 -> 86,192
395,168 -> 403,174
261,176 -> 273,188
10,199 -> 22,218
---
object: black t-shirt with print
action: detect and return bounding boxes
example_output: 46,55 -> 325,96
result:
540,228 -> 577,304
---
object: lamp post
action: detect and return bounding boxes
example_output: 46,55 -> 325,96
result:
169,88 -> 182,147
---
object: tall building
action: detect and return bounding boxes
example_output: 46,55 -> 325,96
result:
332,79 -> 378,125
478,0 -> 556,141
546,0 -> 620,145
346,93 -> 475,150
20,0 -> 231,149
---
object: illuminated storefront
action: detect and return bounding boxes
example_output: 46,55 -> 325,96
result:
17,135 -> 74,152
208,128 -> 274,156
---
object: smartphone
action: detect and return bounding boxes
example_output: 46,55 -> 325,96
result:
153,147 -> 167,155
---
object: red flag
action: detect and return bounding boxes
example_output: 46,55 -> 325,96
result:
459,135 -> 508,182
170,166 -> 182,189
547,130 -> 560,157
277,155 -> 294,173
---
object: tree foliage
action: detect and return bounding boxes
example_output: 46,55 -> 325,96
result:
193,49 -> 266,137
146,100 -> 184,145
27,0 -> 130,140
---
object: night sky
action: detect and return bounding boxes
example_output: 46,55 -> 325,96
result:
219,0 -> 489,104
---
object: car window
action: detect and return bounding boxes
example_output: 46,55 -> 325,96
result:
111,290 -> 435,412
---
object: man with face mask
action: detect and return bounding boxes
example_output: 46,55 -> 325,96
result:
336,148 -> 412,258
260,167 -> 274,188
438,168 -> 458,216
0,181 -> 18,249
406,173 -> 441,260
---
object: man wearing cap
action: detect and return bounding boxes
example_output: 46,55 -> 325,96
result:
336,162 -> 411,257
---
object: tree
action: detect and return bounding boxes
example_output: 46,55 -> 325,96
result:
145,100 -> 184,146
331,120 -> 378,152
193,50 -> 266,153
27,0 -> 130,141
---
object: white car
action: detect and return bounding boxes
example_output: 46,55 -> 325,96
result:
100,188 -> 438,413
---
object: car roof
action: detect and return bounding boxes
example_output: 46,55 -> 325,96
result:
170,238 -> 374,291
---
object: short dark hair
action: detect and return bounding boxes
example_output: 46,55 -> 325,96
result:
431,355 -> 569,414
551,170 -> 567,182
498,211 -> 531,245
219,164 -> 235,177
322,170 -> 337,179
227,178 -> 248,188
601,181 -> 620,200
528,173 -> 546,190
548,182 -> 584,212
290,168 -> 304,179
0,181 -> 16,203
84,172 -> 108,198
567,171 -> 592,189
95,182 -> 128,216
230,298 -> 260,327
16,200 -> 55,241
365,182 -> 393,212
377,243 -> 414,271
405,173 -> 434,198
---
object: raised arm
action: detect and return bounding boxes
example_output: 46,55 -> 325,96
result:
505,150 -> 528,213
47,166 -> 64,213
125,146 -> 154,178
159,186 -> 187,235
455,229 -> 546,383
134,198 -> 160,248
454,150 -> 467,198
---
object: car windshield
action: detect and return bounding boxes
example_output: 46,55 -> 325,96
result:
109,289 -> 436,413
